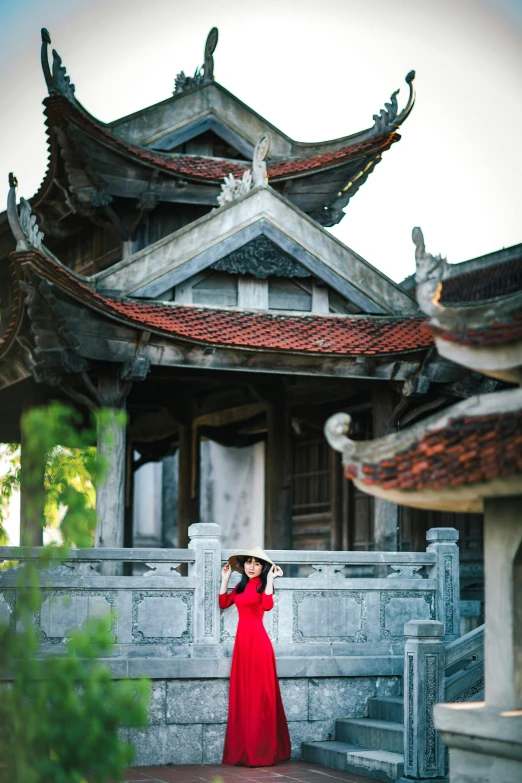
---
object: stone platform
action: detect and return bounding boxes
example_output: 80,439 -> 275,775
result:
117,760 -> 385,783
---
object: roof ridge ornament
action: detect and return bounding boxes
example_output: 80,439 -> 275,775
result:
372,71 -> 416,134
174,27 -> 218,94
252,134 -> 270,187
7,174 -> 45,252
324,413 -> 357,458
413,226 -> 448,316
217,170 -> 253,207
41,28 -> 76,102
216,133 -> 271,206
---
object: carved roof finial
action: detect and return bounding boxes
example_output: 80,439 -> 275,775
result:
41,28 -> 76,102
413,226 -> 448,315
413,227 -> 446,287
7,175 -> 45,252
324,413 -> 356,457
372,71 -> 416,134
174,27 -> 218,94
217,170 -> 253,207
252,134 -> 271,187
203,27 -> 219,82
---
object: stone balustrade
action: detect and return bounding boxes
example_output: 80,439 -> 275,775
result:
0,524 -> 461,765
0,524 -> 460,679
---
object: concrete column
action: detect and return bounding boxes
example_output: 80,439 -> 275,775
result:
484,495 -> 522,709
426,527 -> 460,641
188,522 -> 221,645
265,401 -> 292,550
372,386 -> 399,550
399,620 -> 446,783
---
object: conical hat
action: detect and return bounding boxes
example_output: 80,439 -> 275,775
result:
228,546 -> 275,573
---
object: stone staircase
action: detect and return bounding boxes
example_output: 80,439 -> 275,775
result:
302,693 -> 405,782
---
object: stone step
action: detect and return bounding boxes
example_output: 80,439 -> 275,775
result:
302,739 -> 404,783
335,717 -> 404,754
367,696 -> 404,724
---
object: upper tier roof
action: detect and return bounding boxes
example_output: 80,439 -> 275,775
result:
34,27 -> 416,227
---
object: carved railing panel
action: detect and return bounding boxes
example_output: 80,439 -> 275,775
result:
0,526 -> 460,676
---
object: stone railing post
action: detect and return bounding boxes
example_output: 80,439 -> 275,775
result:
399,620 -> 446,783
188,522 -> 221,645
426,527 -> 460,641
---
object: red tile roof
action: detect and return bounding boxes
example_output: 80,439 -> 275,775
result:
45,96 -> 399,184
16,250 -> 434,357
429,315 -> 522,348
440,255 -> 522,304
346,409 -> 522,491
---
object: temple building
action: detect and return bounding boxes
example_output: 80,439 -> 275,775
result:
0,28 -> 490,595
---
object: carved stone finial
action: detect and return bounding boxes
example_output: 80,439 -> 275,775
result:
174,27 -> 218,94
372,71 -> 416,134
41,28 -> 76,101
252,134 -> 270,187
203,27 -> 219,82
7,175 -> 45,252
324,413 -> 356,457
217,170 -> 253,207
412,227 -> 446,287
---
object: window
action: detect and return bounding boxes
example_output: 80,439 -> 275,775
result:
292,437 -> 331,550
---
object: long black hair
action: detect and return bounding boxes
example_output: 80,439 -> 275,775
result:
235,557 -> 271,594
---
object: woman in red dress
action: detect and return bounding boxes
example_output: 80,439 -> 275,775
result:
219,546 -> 291,767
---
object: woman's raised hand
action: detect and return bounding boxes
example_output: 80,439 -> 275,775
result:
267,564 -> 283,580
222,562 -> 232,579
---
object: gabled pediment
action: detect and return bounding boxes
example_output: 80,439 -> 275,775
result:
148,115 -> 253,160
109,82 -> 294,158
94,186 -> 418,316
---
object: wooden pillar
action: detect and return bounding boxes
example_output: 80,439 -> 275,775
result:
178,423 -> 199,548
162,452 -> 178,547
265,401 -> 293,550
94,375 -> 129,553
95,408 -> 126,549
330,450 -> 344,550
19,420 -> 45,547
372,386 -> 399,551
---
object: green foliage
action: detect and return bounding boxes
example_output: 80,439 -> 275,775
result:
0,402 -> 150,783
0,443 -> 20,544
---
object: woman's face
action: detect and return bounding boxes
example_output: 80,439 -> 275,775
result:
244,557 -> 263,579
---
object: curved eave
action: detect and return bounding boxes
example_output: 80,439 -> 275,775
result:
351,475 -> 521,513
325,388 -> 522,513
12,249 -> 432,359
417,282 -> 522,383
37,94 -> 400,194
0,257 -> 24,361
108,79 -> 409,158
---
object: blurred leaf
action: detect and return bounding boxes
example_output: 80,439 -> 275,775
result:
0,403 -> 149,783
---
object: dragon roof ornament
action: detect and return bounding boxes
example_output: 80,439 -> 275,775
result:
41,28 -> 76,102
216,134 -> 270,207
174,27 -> 219,94
372,71 -> 416,134
7,174 -> 45,252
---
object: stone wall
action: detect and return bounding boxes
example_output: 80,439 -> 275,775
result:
120,675 -> 401,766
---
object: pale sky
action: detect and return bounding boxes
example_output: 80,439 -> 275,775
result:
1,0 -> 521,282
